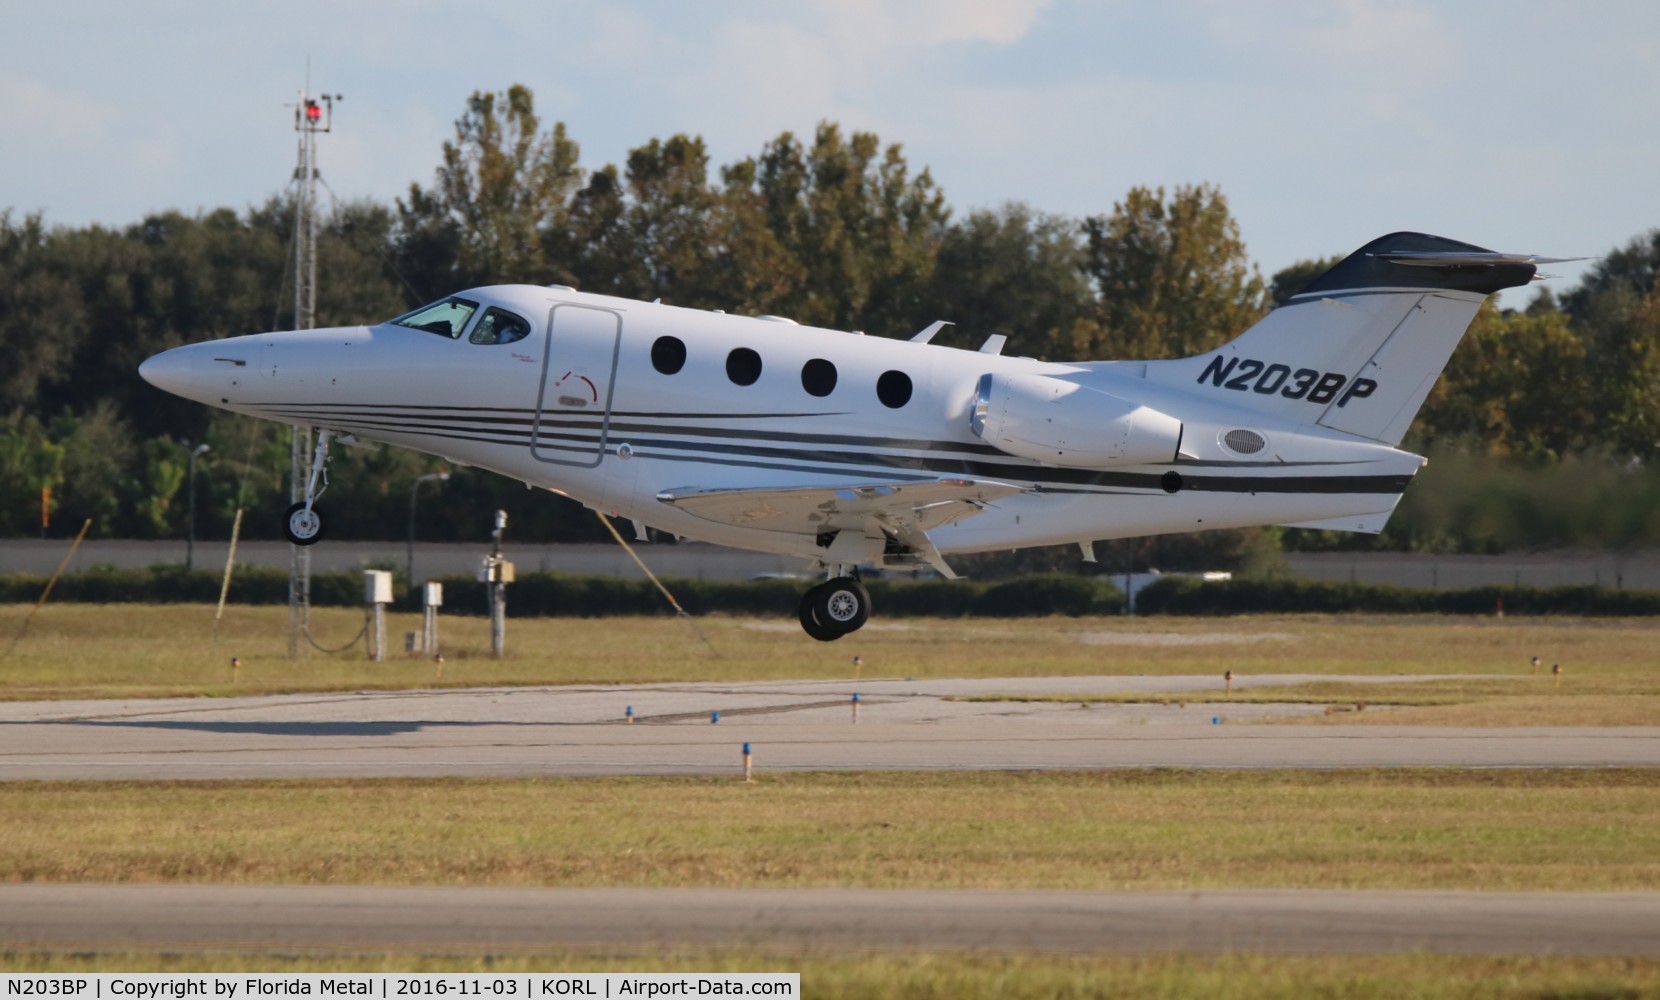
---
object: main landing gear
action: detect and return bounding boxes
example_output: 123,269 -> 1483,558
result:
798,574 -> 871,642
283,429 -> 334,546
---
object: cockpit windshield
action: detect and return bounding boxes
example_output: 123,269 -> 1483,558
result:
469,307 -> 532,345
389,297 -> 480,339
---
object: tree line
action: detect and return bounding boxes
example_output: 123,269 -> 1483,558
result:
2,83 -> 1657,563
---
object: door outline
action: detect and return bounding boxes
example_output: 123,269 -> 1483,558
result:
530,303 -> 623,468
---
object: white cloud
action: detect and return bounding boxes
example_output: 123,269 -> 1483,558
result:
1206,0 -> 1448,73
808,0 -> 1052,48
0,78 -> 114,143
619,0 -> 1053,166
1291,0 -> 1448,77
703,18 -> 850,126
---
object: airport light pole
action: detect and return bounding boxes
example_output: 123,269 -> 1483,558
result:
406,469 -> 450,586
286,73 -> 342,658
186,442 -> 210,571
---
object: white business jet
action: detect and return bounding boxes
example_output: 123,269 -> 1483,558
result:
139,232 -> 1564,639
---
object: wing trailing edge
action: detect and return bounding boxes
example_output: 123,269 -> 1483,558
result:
656,478 -> 1025,578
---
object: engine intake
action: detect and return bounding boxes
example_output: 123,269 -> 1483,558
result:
970,372 -> 1183,468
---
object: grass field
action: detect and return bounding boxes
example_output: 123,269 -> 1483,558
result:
4,770 -> 1657,891
4,951 -> 1659,999
4,605 -> 1658,994
957,674 -> 1660,726
2,603 -> 1658,702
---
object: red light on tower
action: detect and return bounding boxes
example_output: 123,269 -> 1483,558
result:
305,101 -> 321,122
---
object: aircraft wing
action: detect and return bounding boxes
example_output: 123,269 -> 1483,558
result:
655,478 -> 1024,578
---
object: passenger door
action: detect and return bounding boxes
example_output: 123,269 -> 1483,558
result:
531,303 -> 623,468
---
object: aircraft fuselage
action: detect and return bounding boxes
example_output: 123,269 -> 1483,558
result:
141,284 -> 1421,561
140,232 -> 1551,638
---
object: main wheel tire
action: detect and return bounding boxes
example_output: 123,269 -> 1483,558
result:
283,501 -> 325,546
812,576 -> 871,634
798,585 -> 843,642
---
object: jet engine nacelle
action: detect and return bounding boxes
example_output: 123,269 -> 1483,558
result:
970,372 -> 1184,468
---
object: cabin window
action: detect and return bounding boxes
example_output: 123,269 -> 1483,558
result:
389,297 -> 479,339
726,347 -> 762,386
877,369 -> 913,408
800,358 -> 837,397
469,308 -> 532,346
652,336 -> 687,375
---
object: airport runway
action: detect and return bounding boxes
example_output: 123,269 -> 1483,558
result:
3,883 -> 1658,956
3,676 -> 1658,780
5,677 -> 1658,959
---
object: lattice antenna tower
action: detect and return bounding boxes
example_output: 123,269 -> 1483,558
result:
286,73 -> 342,657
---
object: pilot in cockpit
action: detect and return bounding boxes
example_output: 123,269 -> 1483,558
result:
469,308 -> 532,346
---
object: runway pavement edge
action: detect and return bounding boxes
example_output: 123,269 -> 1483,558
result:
3,884 -> 1659,956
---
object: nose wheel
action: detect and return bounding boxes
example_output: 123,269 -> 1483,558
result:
282,428 -> 333,547
798,576 -> 871,641
283,501 -> 325,546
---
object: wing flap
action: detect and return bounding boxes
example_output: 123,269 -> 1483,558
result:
656,478 -> 1023,538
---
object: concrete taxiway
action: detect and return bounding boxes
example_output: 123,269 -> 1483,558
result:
3,675 -> 1657,780
3,884 -> 1658,956
4,676 -> 1657,959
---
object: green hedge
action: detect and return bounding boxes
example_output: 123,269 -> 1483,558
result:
0,565 -> 374,608
435,572 -> 1124,619
1135,576 -> 1660,616
5,566 -> 1654,617
0,567 -> 1126,618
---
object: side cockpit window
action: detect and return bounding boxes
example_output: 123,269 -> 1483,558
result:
469,307 -> 532,346
390,297 -> 479,339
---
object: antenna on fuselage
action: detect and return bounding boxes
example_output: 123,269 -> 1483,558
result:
910,320 -> 953,344
285,62 -> 344,659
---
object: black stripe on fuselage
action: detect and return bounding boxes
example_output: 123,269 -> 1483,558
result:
255,402 -> 1013,457
259,402 -> 1376,469
249,404 -> 1411,497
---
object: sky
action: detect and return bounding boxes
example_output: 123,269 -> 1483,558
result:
7,0 -> 1658,307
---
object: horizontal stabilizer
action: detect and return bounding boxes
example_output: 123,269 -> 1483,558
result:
1295,232 -> 1545,298
1370,250 -> 1589,272
1145,232 -> 1565,447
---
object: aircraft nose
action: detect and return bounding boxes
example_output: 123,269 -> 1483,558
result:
138,343 -> 225,404
138,346 -> 195,396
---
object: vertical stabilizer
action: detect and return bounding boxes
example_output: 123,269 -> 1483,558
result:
1144,233 -> 1542,445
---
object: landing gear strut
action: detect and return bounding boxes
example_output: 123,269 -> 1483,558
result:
798,575 -> 871,641
283,429 -> 333,546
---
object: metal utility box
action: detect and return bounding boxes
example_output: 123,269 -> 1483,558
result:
363,570 -> 393,605
478,558 -> 516,584
423,581 -> 444,607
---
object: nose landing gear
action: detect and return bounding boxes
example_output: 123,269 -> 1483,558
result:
798,574 -> 871,641
282,429 -> 334,546
283,502 -> 325,545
